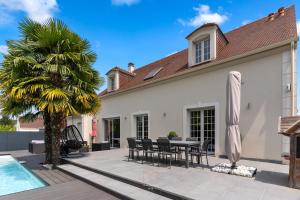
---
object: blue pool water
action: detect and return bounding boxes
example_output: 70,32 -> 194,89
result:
0,155 -> 46,196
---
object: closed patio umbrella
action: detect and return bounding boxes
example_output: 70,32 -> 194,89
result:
91,118 -> 97,143
225,71 -> 242,168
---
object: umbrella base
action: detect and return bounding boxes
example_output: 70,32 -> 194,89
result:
212,163 -> 257,178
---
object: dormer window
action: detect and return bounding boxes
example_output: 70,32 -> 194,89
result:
106,70 -> 119,92
195,36 -> 210,64
110,76 -> 115,90
186,23 -> 223,67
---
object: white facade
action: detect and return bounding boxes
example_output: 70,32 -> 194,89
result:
96,44 -> 297,161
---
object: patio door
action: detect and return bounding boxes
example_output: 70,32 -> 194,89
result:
190,107 -> 215,153
104,118 -> 120,148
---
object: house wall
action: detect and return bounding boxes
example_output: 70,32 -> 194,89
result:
97,46 -> 294,161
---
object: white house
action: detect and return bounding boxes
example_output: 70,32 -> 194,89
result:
93,6 -> 298,161
16,117 -> 44,132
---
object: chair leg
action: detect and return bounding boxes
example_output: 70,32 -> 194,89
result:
142,151 -> 144,164
128,150 -> 130,161
206,154 -> 209,166
169,155 -> 172,168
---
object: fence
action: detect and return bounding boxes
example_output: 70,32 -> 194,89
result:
0,131 -> 44,151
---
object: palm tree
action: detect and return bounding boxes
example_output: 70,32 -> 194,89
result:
0,18 -> 103,165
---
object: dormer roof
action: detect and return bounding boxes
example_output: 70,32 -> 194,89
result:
106,66 -> 135,77
185,23 -> 229,44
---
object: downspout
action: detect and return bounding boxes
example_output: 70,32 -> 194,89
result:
290,41 -> 296,115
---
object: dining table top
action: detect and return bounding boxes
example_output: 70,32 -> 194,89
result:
136,139 -> 200,147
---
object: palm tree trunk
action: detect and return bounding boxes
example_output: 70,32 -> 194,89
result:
43,111 -> 52,164
50,111 -> 65,166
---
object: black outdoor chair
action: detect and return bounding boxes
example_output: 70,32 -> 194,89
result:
127,137 -> 143,161
60,125 -> 87,156
189,139 -> 211,167
171,137 -> 184,160
141,139 -> 157,165
157,138 -> 176,168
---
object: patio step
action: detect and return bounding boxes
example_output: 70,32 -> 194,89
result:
57,164 -> 171,200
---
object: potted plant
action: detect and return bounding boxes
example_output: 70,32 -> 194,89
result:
168,131 -> 177,140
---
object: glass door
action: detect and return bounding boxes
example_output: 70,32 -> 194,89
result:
190,107 -> 215,153
104,118 -> 120,148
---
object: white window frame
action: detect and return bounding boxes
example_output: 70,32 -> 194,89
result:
131,111 -> 150,139
194,36 -> 210,64
135,114 -> 148,140
189,108 -> 215,153
110,77 -> 115,91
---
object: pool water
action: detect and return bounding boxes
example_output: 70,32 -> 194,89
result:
0,155 -> 46,196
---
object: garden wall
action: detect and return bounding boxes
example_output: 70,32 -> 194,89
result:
0,131 -> 44,151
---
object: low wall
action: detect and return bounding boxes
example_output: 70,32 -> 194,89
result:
0,131 -> 44,151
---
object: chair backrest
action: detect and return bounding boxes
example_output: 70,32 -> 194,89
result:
171,137 -> 182,141
186,137 -> 198,141
202,139 -> 211,152
157,138 -> 171,152
142,139 -> 153,151
127,138 -> 136,149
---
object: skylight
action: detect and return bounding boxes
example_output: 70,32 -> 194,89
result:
144,67 -> 163,80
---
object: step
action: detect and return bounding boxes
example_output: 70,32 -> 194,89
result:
57,164 -> 171,200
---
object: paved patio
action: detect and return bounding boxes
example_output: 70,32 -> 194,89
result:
63,148 -> 300,200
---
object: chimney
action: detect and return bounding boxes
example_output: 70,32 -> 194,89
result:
278,7 -> 285,16
268,13 -> 275,21
128,62 -> 135,73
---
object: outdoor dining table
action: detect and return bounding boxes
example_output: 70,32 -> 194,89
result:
136,140 -> 200,168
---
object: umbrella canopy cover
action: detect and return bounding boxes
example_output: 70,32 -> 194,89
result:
91,118 -> 97,137
225,71 -> 242,163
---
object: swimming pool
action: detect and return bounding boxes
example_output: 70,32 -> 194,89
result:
0,155 -> 46,196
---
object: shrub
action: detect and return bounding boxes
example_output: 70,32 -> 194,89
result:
168,131 -> 177,139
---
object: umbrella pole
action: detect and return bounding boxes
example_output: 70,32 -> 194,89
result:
231,162 -> 237,169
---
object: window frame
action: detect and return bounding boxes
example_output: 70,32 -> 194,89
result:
189,107 -> 215,153
135,114 -> 148,140
194,36 -> 210,64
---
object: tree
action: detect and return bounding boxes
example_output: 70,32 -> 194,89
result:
0,18 -> 103,165
0,114 -> 15,126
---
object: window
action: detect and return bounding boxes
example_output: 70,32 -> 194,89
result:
195,36 -> 210,64
136,115 -> 148,140
144,67 -> 163,80
110,77 -> 115,90
190,108 -> 215,153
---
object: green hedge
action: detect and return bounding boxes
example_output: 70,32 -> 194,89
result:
0,125 -> 16,131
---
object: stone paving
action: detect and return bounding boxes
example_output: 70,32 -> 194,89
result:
64,148 -> 300,200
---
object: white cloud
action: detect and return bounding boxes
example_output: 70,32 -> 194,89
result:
0,0 -> 58,23
0,45 -> 8,55
178,4 -> 228,27
112,0 -> 139,6
241,20 -> 251,26
297,20 -> 300,35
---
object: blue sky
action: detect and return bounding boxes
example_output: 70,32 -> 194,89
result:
0,0 -> 299,107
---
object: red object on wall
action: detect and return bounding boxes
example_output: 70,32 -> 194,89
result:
91,118 -> 97,137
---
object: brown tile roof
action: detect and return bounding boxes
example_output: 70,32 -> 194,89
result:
19,117 -> 44,129
279,116 -> 300,136
100,6 -> 298,97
